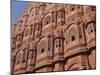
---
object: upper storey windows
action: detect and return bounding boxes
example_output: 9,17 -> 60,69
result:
87,22 -> 95,35
31,4 -> 46,16
23,25 -> 35,37
68,27 -> 77,42
43,14 -> 51,27
31,7 -> 38,16
37,37 -> 47,54
39,4 -> 46,15
57,10 -> 65,25
34,23 -> 42,39
42,10 -> 65,28
57,11 -> 64,18
70,5 -> 76,12
44,16 -> 51,25
15,51 -> 23,65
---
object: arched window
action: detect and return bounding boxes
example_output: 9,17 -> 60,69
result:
16,52 -> 22,65
44,16 -> 50,25
39,5 -> 46,15
31,8 -> 38,16
37,38 -> 47,54
35,23 -> 41,38
68,27 -> 77,42
87,23 -> 94,35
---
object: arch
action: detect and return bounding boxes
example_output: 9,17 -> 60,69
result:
63,24 -> 69,34
42,12 -> 51,27
30,7 -> 38,16
68,26 -> 78,42
39,4 -> 46,15
67,23 -> 75,30
15,50 -> 23,65
85,21 -> 96,29
23,25 -> 34,37
67,63 -> 80,71
37,36 -> 45,44
37,36 -> 47,54
63,23 -> 78,46
41,12 -> 51,21
86,21 -> 96,35
66,16 -> 84,30
22,23 -> 35,34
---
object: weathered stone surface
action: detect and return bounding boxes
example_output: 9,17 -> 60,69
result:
11,2 -> 96,74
